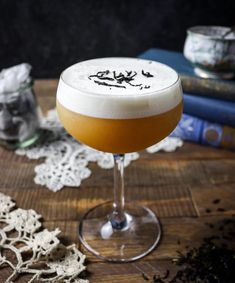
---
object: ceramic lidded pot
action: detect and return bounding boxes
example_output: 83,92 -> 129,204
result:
183,26 -> 235,79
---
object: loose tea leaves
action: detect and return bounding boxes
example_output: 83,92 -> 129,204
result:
212,199 -> 221,204
147,218 -> 235,283
142,70 -> 154,78
88,69 -> 154,90
93,80 -> 126,89
171,237 -> 235,283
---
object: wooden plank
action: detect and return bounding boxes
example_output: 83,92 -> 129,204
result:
34,79 -> 58,93
82,159 -> 235,189
34,79 -> 57,114
190,183 -> 235,216
87,259 -> 178,283
0,182 -> 197,221
141,143 -> 235,160
2,154 -> 234,189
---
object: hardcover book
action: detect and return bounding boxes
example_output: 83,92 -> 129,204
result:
183,94 -> 235,128
171,114 -> 235,150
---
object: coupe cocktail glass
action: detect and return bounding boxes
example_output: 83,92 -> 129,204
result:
56,58 -> 183,262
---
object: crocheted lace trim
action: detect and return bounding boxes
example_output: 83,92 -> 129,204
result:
0,192 -> 88,283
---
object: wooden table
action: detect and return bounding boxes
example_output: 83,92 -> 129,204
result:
0,80 -> 235,282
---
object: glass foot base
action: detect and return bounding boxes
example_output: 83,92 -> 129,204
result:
78,201 -> 161,262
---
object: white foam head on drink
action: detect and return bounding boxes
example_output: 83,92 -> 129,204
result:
57,58 -> 182,119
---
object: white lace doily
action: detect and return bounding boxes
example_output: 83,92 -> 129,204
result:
0,192 -> 88,283
16,109 -> 183,192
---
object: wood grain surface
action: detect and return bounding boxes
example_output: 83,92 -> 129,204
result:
0,79 -> 235,282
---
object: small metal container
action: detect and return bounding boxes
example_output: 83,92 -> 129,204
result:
183,26 -> 235,79
0,80 -> 42,149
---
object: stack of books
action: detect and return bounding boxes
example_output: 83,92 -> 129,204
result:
139,48 -> 235,151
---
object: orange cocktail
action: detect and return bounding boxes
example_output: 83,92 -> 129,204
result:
56,57 -> 183,262
57,100 -> 182,153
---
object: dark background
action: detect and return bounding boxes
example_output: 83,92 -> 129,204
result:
0,0 -> 234,78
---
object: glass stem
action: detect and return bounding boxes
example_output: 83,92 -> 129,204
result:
110,154 -> 127,229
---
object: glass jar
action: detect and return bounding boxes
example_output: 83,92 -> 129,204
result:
0,80 -> 42,149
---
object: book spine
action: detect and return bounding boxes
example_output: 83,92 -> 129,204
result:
183,94 -> 235,128
171,114 -> 235,150
181,74 -> 235,102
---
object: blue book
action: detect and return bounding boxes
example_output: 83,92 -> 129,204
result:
183,94 -> 235,128
139,48 -> 235,101
171,114 -> 235,150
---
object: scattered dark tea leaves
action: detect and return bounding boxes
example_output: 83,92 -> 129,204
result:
89,69 -> 152,90
148,218 -> 235,282
153,274 -> 165,283
142,272 -> 150,281
170,237 -> 235,283
93,80 -> 126,89
162,270 -> 170,279
213,199 -> 221,204
142,70 -> 154,78
217,208 -> 226,212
